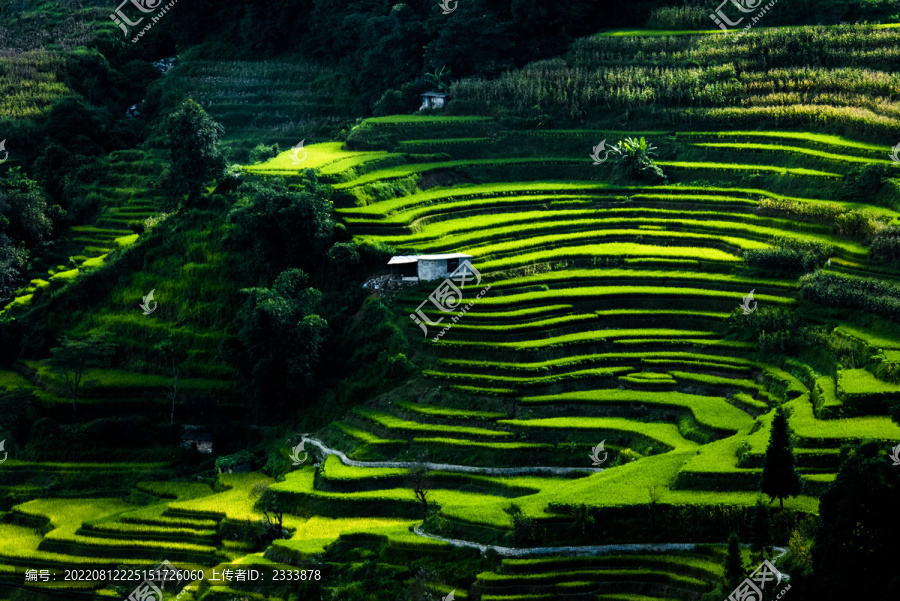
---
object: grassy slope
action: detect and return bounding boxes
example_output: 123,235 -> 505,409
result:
5,19 -> 900,599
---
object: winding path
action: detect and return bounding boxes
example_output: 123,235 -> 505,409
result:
413,524 -> 788,560
301,436 -> 605,476
302,435 -> 789,577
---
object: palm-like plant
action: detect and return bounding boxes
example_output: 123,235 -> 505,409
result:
611,136 -> 657,176
425,66 -> 452,93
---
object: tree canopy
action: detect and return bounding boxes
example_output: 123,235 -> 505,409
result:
811,443 -> 900,600
161,99 -> 227,205
760,407 -> 803,510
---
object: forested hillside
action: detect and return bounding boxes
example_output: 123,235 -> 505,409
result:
1,1 -> 899,601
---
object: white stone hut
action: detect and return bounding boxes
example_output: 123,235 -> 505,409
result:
180,426 -> 213,454
419,91 -> 449,110
388,253 -> 472,281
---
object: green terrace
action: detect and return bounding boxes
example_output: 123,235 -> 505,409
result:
246,111 -> 895,554
164,58 -> 357,159
5,17 -> 900,600
0,149 -> 165,317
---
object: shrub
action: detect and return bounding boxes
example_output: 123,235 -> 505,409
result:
834,210 -> 882,241
841,164 -> 896,207
729,307 -> 814,356
373,89 -> 407,116
869,226 -> 900,263
757,198 -> 887,242
215,450 -> 254,473
611,137 -> 668,184
799,271 -> 900,323
379,352 -> 418,383
248,143 -> 279,164
744,237 -> 834,273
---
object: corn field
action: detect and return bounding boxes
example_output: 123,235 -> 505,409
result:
451,25 -> 900,130
0,49 -> 69,118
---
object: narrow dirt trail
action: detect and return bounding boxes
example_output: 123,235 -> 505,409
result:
413,524 -> 788,561
301,436 -> 605,475
302,435 -> 788,575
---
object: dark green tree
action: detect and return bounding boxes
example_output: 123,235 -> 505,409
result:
225,269 -> 328,414
811,442 -> 900,599
161,99 -> 227,206
250,482 -> 290,545
407,463 -> 432,519
153,339 -> 186,425
725,532 -> 743,591
0,167 -> 55,248
749,500 -> 773,562
0,235 -> 28,305
226,176 -> 335,277
44,334 -> 117,419
506,503 -> 536,546
403,566 -> 440,601
0,168 -> 61,303
760,407 -> 803,510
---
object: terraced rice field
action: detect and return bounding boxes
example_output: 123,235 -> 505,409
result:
4,22 -> 900,601
242,104 -> 899,595
0,149 -> 163,317
162,58 -> 357,158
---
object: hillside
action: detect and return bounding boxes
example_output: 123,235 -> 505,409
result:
1,8 -> 900,601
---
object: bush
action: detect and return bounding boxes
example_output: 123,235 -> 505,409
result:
841,164 -> 896,207
215,450 -> 254,473
380,352 -> 418,383
729,307 -> 813,356
744,237 -> 834,273
373,89 -> 408,116
226,175 -> 335,277
611,137 -> 667,183
758,198 -> 887,242
248,143 -> 279,164
834,210 -> 881,241
870,226 -> 900,263
800,271 -> 900,323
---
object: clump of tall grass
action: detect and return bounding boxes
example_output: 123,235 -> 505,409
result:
646,4 -> 711,30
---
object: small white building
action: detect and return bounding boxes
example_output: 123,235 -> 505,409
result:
419,91 -> 449,110
388,253 -> 472,281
